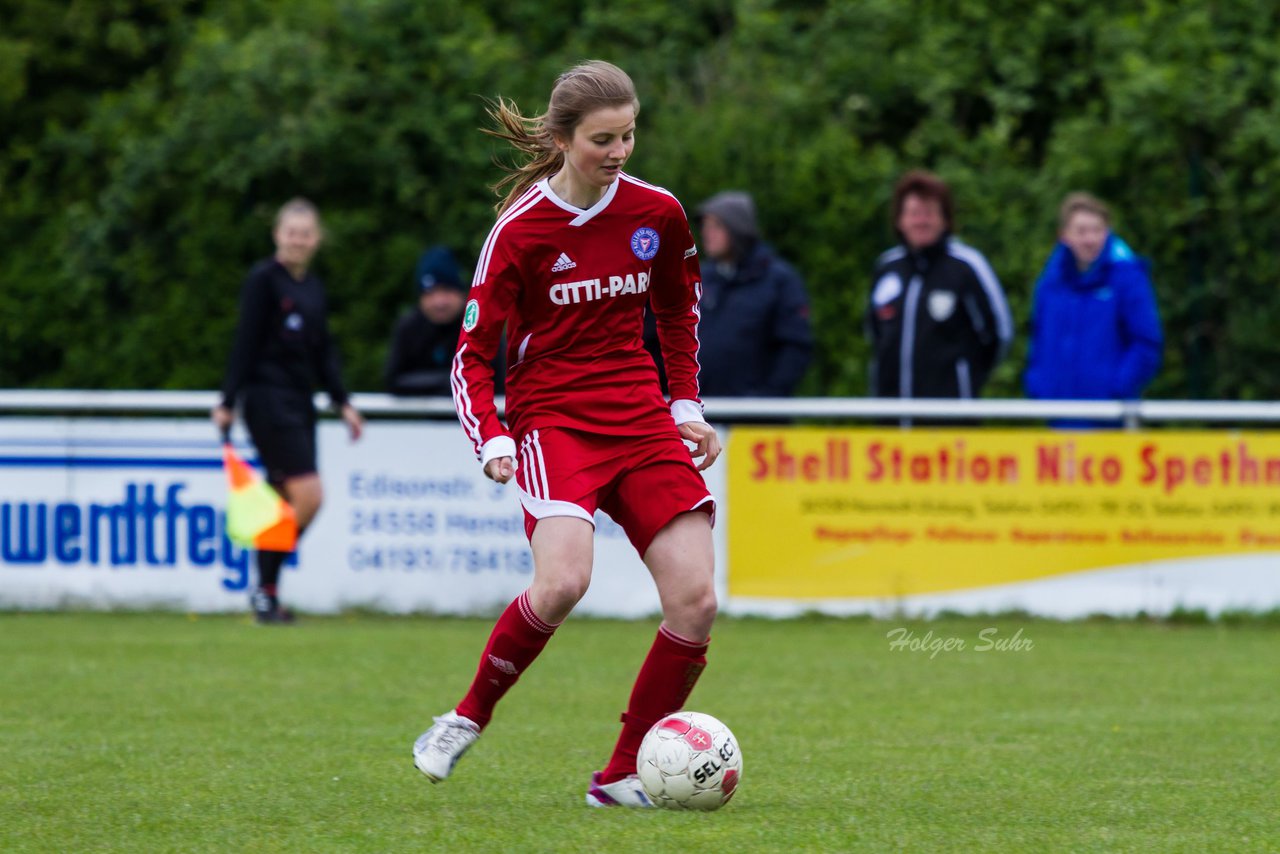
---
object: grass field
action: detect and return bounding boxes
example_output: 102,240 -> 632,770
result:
1,612 -> 1276,853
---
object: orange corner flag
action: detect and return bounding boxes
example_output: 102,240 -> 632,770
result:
222,443 -> 297,551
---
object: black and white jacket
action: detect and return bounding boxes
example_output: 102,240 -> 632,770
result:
866,234 -> 1012,399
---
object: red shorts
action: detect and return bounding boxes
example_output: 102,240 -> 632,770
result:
515,426 -> 715,557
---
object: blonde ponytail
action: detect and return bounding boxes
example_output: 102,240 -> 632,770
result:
483,98 -> 563,215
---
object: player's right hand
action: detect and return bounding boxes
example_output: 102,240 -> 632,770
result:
485,456 -> 516,484
678,421 -> 722,471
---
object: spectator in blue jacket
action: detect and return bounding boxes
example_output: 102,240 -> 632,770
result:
1024,193 -> 1163,408
646,190 -> 813,397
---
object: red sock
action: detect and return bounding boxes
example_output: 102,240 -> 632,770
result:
455,591 -> 558,730
600,624 -> 708,783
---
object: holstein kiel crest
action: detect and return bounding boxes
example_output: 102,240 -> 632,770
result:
630,227 -> 660,260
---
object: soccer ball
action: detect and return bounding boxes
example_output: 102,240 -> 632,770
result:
636,711 -> 742,810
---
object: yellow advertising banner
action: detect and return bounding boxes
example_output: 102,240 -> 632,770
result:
727,428 -> 1280,598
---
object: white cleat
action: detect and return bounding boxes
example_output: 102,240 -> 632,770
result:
412,710 -> 480,782
585,771 -> 655,808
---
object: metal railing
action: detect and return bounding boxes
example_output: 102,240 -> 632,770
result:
2,389 -> 1279,425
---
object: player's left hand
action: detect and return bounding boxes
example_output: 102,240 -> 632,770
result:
678,421 -> 721,471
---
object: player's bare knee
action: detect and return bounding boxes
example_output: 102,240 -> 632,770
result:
672,586 -> 717,635
559,574 -> 591,606
537,574 -> 591,612
692,587 -> 719,628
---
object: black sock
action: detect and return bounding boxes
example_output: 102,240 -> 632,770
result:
257,550 -> 288,592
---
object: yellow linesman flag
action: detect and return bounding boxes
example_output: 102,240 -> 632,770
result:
222,443 -> 297,551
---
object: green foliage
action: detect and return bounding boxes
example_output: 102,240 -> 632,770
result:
2,0 -> 1278,397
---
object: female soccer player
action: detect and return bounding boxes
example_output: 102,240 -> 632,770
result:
413,61 -> 720,808
212,199 -> 363,623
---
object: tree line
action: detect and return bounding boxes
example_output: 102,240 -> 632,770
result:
2,0 -> 1277,399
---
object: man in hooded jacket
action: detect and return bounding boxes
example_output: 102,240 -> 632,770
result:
646,190 -> 814,397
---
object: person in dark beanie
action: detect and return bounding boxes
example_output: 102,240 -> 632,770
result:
385,245 -> 470,395
646,190 -> 813,397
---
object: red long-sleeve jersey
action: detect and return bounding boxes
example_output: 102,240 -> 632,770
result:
452,173 -> 704,465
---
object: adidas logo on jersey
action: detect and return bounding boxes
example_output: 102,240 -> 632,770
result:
551,252 -> 577,272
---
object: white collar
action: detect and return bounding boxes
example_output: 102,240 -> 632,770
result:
537,176 -> 620,227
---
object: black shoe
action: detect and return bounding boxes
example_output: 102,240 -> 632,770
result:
251,589 -> 296,624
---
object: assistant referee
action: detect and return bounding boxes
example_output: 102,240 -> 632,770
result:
212,197 -> 363,623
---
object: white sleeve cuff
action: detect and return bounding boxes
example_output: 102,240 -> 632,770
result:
480,435 -> 518,469
670,399 -> 706,426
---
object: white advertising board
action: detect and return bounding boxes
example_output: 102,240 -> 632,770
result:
0,418 -> 727,617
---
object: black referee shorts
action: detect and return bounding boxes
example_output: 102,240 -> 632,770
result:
241,385 -> 318,487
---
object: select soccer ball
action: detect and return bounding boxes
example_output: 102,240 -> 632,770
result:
636,711 -> 742,810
